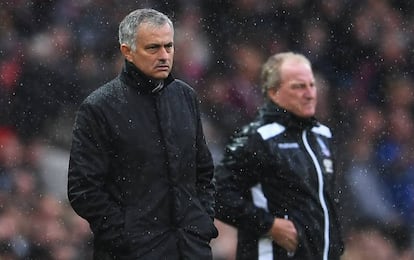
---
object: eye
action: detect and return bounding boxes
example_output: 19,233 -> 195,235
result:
145,45 -> 160,54
291,83 -> 304,89
164,43 -> 173,52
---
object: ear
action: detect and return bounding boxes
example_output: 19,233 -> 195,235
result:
120,44 -> 133,62
267,88 -> 279,104
267,87 -> 277,98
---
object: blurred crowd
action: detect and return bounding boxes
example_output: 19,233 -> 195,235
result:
1,0 -> 414,259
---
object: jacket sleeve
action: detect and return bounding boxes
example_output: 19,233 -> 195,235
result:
328,133 -> 345,254
67,101 -> 126,250
214,130 -> 275,236
194,97 -> 216,219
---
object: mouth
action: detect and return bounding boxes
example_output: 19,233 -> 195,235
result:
155,65 -> 170,71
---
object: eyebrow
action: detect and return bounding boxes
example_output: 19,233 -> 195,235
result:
145,42 -> 173,48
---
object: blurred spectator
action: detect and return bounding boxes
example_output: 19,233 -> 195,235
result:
375,78 -> 414,229
202,43 -> 264,141
173,7 -> 212,85
0,128 -> 23,192
341,220 -> 414,260
341,105 -> 399,225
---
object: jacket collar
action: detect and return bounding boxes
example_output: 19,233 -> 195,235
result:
259,99 -> 318,130
119,60 -> 174,94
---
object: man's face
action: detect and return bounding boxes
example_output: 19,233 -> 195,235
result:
268,60 -> 317,118
122,23 -> 174,79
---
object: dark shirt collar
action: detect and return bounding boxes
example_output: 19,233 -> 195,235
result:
120,60 -> 174,94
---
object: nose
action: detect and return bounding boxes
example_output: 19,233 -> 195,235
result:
304,85 -> 316,98
159,47 -> 171,60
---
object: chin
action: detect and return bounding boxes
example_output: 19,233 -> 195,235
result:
300,112 -> 315,118
153,72 -> 169,79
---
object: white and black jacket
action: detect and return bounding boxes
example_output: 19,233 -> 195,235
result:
215,100 -> 344,260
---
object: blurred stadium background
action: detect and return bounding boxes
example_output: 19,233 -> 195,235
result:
1,1 -> 414,259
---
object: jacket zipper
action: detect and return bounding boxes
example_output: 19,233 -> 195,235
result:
302,130 -> 330,260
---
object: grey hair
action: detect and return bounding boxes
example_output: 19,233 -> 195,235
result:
118,8 -> 173,51
260,52 -> 312,95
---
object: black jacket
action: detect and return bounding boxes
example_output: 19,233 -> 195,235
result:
68,61 -> 218,260
215,100 -> 344,260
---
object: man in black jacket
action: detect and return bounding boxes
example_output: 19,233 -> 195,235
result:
67,8 -> 217,260
215,52 -> 344,260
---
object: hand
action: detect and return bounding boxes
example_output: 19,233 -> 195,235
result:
267,217 -> 298,253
